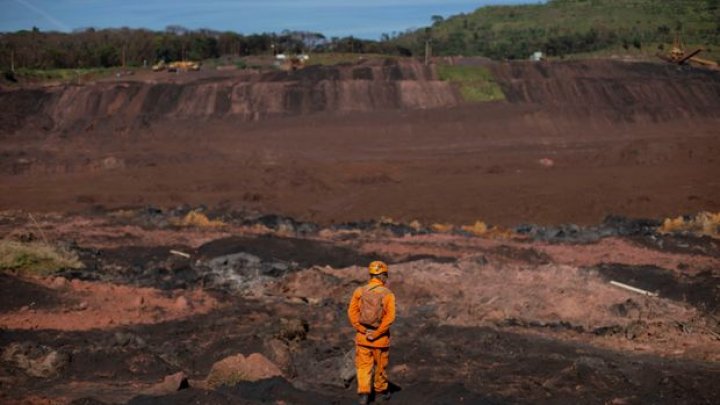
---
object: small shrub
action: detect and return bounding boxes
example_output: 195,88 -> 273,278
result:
659,212 -> 720,238
0,240 -> 83,275
461,221 -> 514,239
437,65 -> 505,102
431,223 -> 454,233
172,210 -> 226,228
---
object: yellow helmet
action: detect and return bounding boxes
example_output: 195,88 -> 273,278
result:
368,260 -> 388,275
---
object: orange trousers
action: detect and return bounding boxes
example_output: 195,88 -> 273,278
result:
355,345 -> 389,394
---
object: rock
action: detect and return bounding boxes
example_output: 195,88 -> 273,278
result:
339,349 -> 356,388
113,332 -> 145,348
174,296 -> 191,311
538,158 -> 555,168
206,353 -> 283,388
276,318 -> 308,342
147,372 -> 190,394
101,156 -> 125,171
133,296 -> 145,308
264,339 -> 294,375
390,364 -> 409,375
50,276 -> 69,289
624,320 -> 647,340
610,299 -> 642,318
2,342 -> 70,378
76,301 -> 89,311
114,332 -> 133,347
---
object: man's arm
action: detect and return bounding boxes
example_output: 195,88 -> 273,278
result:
347,288 -> 368,334
371,293 -> 396,338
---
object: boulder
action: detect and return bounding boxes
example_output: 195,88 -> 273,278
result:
205,353 -> 282,388
276,318 -> 308,342
146,372 -> 190,394
264,338 -> 294,375
50,276 -> 69,289
2,342 -> 70,378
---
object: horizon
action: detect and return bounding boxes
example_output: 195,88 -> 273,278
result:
1,0 -> 542,40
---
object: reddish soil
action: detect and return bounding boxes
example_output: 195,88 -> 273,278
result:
0,276 -> 217,331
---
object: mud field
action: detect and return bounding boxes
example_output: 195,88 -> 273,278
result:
1,59 -> 719,225
1,58 -> 720,404
1,211 -> 719,404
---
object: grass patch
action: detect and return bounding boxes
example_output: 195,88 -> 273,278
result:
305,53 -> 390,66
437,65 -> 505,102
0,240 -> 84,275
660,212 -> 720,238
13,67 -> 116,83
172,210 -> 226,228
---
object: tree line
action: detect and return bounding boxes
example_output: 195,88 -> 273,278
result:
390,0 -> 720,60
0,26 -> 411,71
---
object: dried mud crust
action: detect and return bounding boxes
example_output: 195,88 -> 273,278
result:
0,274 -> 64,313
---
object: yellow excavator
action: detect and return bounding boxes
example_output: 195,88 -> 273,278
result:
152,60 -> 201,72
657,33 -> 719,70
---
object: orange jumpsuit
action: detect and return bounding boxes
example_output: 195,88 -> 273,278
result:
347,278 -> 396,395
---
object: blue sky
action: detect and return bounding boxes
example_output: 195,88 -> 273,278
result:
1,0 -> 540,39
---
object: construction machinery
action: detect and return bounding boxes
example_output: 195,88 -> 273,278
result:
152,60 -> 201,72
657,33 -> 719,70
275,53 -> 309,71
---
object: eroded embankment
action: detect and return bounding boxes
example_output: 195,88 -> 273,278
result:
0,60 -> 456,135
3,59 -> 720,136
487,59 -> 720,124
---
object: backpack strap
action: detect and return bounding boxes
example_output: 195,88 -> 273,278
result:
364,284 -> 387,294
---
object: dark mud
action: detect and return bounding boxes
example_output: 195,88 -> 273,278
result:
197,235 -> 386,268
395,324 -> 720,404
129,377 -> 343,405
593,263 -> 720,314
517,216 -> 661,244
0,274 -> 63,312
57,245 -> 198,290
629,234 -> 720,258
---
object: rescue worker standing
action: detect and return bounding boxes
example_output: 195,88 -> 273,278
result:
347,260 -> 396,404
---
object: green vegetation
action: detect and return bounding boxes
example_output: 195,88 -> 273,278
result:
305,53 -> 390,66
12,67 -> 115,82
390,0 -> 720,61
3,0 -> 718,74
436,65 -> 505,102
0,240 -> 84,275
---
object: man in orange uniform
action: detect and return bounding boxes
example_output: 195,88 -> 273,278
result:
347,260 -> 396,404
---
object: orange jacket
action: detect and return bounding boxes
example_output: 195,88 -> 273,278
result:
347,278 -> 396,348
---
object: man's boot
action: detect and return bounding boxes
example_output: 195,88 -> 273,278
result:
377,390 -> 392,402
358,393 -> 369,405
